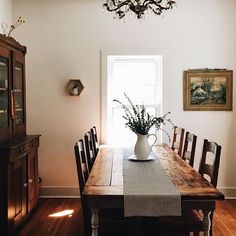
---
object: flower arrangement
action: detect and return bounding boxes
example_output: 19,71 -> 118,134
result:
1,17 -> 26,37
113,93 -> 174,139
7,17 -> 26,37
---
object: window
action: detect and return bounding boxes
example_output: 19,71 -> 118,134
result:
102,55 -> 162,146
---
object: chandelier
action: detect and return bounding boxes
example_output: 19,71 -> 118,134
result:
103,0 -> 176,19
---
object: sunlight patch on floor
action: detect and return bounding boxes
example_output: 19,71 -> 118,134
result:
49,209 -> 74,218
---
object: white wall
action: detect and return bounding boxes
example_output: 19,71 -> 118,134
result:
12,0 -> 236,197
0,0 -> 12,34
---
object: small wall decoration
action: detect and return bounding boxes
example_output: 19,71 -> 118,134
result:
183,69 -> 233,111
65,79 -> 84,96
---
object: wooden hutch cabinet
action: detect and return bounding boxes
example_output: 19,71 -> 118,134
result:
0,34 -> 40,235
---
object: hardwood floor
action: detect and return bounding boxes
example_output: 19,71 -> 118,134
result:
15,199 -> 83,236
212,200 -> 236,236
15,199 -> 236,236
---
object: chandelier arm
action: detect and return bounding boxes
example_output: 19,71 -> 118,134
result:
143,0 -> 151,7
148,0 -> 175,11
104,0 -> 131,12
143,0 -> 163,5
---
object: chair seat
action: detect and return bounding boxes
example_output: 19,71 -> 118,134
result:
158,210 -> 204,231
143,210 -> 205,235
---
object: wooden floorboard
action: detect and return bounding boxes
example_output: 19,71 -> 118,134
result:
15,198 -> 83,236
15,199 -> 236,236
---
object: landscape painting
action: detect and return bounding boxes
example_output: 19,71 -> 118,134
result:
183,70 -> 233,111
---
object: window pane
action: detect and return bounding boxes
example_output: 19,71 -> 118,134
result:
110,59 -> 158,105
112,62 -> 156,84
107,55 -> 162,146
113,85 -> 157,105
0,56 -> 9,129
14,62 -> 24,125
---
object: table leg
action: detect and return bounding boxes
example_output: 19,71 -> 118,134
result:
91,208 -> 99,236
203,209 -> 212,236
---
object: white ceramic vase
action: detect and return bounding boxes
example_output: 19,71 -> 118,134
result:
134,133 -> 157,160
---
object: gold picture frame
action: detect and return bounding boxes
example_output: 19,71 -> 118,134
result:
183,69 -> 233,111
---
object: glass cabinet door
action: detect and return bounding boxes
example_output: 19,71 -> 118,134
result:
0,56 -> 9,129
14,62 -> 24,125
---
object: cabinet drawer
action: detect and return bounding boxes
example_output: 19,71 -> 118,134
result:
9,138 -> 39,160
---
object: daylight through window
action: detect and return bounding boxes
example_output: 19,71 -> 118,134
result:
106,55 -> 162,146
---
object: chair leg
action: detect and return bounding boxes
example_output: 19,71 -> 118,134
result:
83,207 -> 91,236
210,211 -> 214,236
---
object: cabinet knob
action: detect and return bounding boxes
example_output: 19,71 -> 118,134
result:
23,183 -> 28,188
28,178 -> 33,184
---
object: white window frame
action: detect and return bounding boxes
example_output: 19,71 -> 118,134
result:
101,49 -> 163,145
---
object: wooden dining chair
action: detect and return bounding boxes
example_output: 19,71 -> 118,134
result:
74,139 -> 89,191
91,126 -> 99,156
182,131 -> 197,167
199,139 -> 221,187
197,139 -> 222,236
84,131 -> 95,171
171,126 -> 185,156
74,139 -> 91,236
155,139 -> 222,236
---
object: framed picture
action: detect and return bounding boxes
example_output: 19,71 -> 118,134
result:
183,69 -> 233,111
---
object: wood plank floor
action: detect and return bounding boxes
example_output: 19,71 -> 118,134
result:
15,199 -> 83,236
15,199 -> 236,236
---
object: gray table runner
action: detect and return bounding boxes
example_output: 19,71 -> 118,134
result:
123,149 -> 181,217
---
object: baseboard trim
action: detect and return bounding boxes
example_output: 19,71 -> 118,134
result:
218,187 -> 236,198
40,186 -> 80,197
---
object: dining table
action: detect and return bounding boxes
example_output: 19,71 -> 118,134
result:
82,144 -> 225,236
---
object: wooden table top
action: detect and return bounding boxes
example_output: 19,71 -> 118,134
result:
83,144 -> 224,203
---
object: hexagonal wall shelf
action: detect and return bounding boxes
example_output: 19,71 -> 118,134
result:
65,79 -> 84,96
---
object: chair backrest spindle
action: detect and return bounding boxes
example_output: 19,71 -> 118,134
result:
198,139 -> 221,187
84,131 -> 95,171
91,126 -> 99,156
182,131 -> 197,167
74,139 -> 89,195
171,126 -> 185,156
